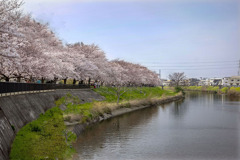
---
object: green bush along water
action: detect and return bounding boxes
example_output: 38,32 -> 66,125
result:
184,86 -> 240,96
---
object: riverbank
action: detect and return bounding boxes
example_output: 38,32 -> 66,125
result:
72,90 -> 240,160
183,86 -> 240,96
10,87 -> 183,160
70,92 -> 184,136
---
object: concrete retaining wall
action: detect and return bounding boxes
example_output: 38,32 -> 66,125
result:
0,89 -> 104,160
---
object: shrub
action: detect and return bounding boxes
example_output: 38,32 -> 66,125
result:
175,86 -> 183,93
228,87 -> 240,97
220,87 -> 228,94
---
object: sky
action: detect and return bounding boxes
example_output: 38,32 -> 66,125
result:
23,0 -> 240,79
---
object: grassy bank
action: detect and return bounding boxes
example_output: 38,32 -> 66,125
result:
183,86 -> 240,96
10,107 -> 77,160
60,87 -> 177,123
10,87 -> 179,160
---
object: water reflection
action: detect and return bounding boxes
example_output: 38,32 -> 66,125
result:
73,92 -> 240,160
228,96 -> 240,101
73,106 -> 160,160
170,99 -> 188,118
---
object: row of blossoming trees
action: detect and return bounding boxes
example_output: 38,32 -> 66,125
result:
0,0 -> 160,87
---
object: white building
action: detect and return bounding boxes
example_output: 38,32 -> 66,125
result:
198,78 -> 222,86
198,79 -> 208,86
162,79 -> 171,86
222,76 -> 240,87
209,78 -> 222,86
222,77 -> 230,86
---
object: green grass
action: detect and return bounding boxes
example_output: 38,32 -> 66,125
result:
94,87 -> 176,103
53,87 -> 178,123
185,86 -> 218,92
10,107 -> 77,160
55,87 -> 177,122
186,86 -> 203,91
206,86 -> 219,92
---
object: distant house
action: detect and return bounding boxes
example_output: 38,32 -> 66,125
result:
222,76 -> 240,87
222,77 -> 230,86
207,78 -> 222,86
162,79 -> 171,86
188,78 -> 200,86
228,76 -> 240,87
197,78 -> 208,86
179,79 -> 189,86
198,79 -> 208,86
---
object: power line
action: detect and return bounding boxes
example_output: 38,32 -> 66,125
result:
146,64 -> 238,67
149,67 -> 236,70
137,60 -> 238,64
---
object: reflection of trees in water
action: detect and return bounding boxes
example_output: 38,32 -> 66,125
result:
186,92 -> 223,106
170,99 -> 188,118
185,91 -> 201,100
227,96 -> 240,101
73,106 -> 160,159
185,91 -> 240,102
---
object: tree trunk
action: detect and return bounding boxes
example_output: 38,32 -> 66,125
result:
53,77 -> 58,84
117,96 -> 120,104
80,80 -> 84,84
73,79 -> 76,85
17,77 -> 21,82
116,89 -> 120,104
5,77 -> 9,82
41,77 -> 45,83
88,78 -> 91,85
30,76 -> 33,83
64,78 -> 67,84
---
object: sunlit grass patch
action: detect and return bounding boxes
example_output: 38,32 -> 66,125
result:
94,87 -> 176,103
10,107 -> 77,160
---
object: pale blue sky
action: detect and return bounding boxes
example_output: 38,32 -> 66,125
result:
23,0 -> 240,78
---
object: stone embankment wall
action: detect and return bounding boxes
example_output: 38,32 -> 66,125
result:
0,89 -> 104,160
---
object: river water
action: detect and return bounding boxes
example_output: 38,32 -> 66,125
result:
73,92 -> 240,160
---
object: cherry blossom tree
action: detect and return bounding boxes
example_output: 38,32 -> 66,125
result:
0,0 -> 24,58
110,59 -> 160,87
66,42 -> 109,84
0,0 -> 160,87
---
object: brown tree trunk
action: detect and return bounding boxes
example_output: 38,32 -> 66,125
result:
41,77 -> 45,83
30,76 -> 33,83
5,77 -> 9,82
80,80 -> 84,84
64,78 -> 67,84
17,77 -> 21,82
88,78 -> 91,85
73,79 -> 76,85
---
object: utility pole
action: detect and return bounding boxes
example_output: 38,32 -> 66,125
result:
159,69 -> 162,85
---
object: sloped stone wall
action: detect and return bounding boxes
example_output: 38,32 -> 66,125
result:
0,89 -> 104,160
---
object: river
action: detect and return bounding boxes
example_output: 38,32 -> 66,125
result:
73,92 -> 240,160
